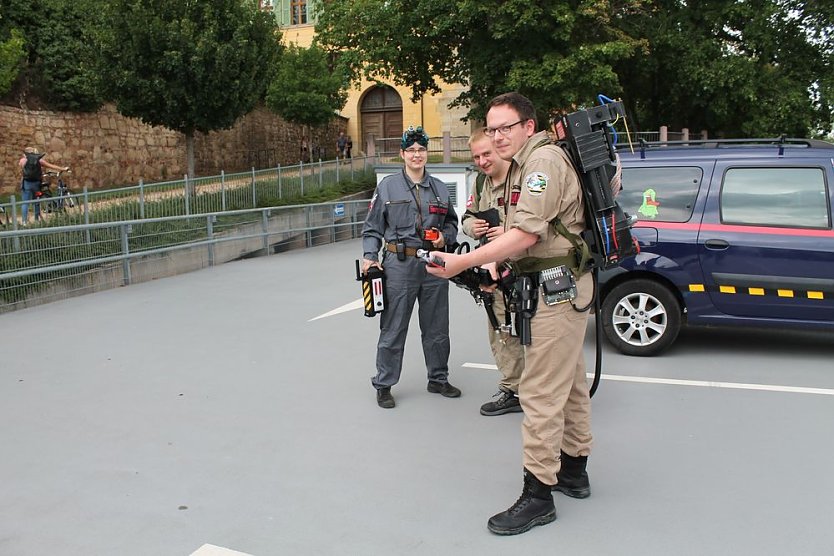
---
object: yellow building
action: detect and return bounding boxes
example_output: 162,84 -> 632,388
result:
262,0 -> 472,156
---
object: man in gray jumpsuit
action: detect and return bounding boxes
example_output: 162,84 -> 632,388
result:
361,126 -> 461,409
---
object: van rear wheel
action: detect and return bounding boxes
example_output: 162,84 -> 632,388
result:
601,279 -> 682,356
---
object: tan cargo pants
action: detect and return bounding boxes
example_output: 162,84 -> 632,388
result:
519,271 -> 593,485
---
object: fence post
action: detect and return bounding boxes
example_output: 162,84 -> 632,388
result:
83,186 -> 91,244
660,126 -> 668,143
318,158 -> 323,190
251,167 -> 257,207
184,174 -> 191,216
306,205 -> 312,248
207,215 -> 215,267
262,209 -> 269,252
300,160 -> 305,197
443,131 -> 451,164
121,223 -> 132,285
138,178 -> 145,219
221,170 -> 226,211
9,195 -> 20,251
10,195 -> 18,231
336,157 -> 340,183
277,164 -> 282,200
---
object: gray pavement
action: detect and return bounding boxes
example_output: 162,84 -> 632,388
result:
2,238 -> 833,556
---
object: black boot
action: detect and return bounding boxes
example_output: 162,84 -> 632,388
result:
376,387 -> 395,409
553,450 -> 591,499
487,469 -> 556,535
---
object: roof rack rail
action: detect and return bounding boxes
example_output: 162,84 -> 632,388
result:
633,136 -> 834,158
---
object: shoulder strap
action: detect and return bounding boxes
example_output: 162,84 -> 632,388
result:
475,173 -> 486,197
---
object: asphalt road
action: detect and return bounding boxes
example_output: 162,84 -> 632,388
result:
2,238 -> 832,556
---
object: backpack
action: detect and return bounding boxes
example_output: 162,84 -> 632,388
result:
22,153 -> 44,182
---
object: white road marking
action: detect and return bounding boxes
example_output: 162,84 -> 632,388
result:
190,544 -> 253,556
462,363 -> 834,396
309,299 -> 364,321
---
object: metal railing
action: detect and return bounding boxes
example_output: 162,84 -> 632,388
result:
374,135 -> 472,162
0,199 -> 371,313
1,156 -> 375,231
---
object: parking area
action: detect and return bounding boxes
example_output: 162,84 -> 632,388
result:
2,238 -> 833,556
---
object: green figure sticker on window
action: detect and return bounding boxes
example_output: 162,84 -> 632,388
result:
639,188 -> 660,219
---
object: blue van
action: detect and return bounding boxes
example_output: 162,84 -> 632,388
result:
599,138 -> 834,355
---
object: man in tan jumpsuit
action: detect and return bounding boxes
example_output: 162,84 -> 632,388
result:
427,92 -> 592,535
461,130 -> 525,416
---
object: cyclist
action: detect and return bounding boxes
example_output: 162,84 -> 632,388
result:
19,147 -> 69,223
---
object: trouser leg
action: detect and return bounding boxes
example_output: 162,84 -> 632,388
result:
372,256 -> 417,389
519,290 -> 592,484
417,273 -> 450,383
490,293 -> 524,393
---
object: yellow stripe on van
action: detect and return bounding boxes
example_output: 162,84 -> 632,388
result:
748,287 -> 765,296
777,289 -> 794,298
689,284 -> 705,292
808,291 -> 824,300
719,285 -> 736,294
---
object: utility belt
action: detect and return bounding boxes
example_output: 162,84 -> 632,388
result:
385,240 -> 434,260
502,250 -> 584,345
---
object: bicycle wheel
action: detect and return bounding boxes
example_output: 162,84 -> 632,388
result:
39,191 -> 56,214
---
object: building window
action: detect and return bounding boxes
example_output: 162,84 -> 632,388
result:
291,0 -> 307,25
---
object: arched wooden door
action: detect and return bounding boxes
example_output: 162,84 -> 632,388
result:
360,86 -> 403,156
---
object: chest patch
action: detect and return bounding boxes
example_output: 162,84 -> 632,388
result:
524,172 -> 549,196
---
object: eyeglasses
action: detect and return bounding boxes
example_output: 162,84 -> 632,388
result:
484,120 -> 526,137
404,147 -> 427,155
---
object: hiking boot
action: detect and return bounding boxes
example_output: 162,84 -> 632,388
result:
376,387 -> 395,409
487,469 -> 556,536
480,389 -> 523,416
427,381 -> 461,398
553,451 -> 591,499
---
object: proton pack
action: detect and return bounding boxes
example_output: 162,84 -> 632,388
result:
551,98 -> 639,271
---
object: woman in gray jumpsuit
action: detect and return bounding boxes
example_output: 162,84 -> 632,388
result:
360,126 -> 461,409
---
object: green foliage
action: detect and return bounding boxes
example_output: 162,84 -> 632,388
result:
33,0 -> 106,111
315,0 -> 645,121
0,0 -> 104,110
96,0 -> 281,135
615,1 -> 834,137
265,43 -> 348,127
0,28 -> 24,95
317,0 -> 833,136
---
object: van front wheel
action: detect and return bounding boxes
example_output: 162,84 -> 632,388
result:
601,279 -> 682,356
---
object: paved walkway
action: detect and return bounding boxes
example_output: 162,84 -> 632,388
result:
2,238 -> 833,555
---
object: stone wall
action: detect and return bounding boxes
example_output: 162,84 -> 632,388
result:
0,103 -> 347,196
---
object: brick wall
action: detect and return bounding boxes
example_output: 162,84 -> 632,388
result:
0,103 -> 347,196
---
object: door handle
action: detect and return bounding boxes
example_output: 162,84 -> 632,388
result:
704,239 -> 730,250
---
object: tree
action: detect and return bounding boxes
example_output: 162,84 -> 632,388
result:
0,28 -> 24,96
96,0 -> 282,178
316,0 -> 834,137
0,0 -> 105,111
315,0 -> 645,123
265,43 -> 348,127
615,1 -> 834,137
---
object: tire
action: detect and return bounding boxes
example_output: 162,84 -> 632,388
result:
38,190 -> 54,214
601,278 -> 682,356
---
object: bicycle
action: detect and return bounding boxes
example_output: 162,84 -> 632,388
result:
36,169 -> 76,213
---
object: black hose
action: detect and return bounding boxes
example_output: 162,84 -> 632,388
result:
589,267 -> 602,398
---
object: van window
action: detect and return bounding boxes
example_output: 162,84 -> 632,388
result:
721,167 -> 830,229
620,167 -> 702,222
